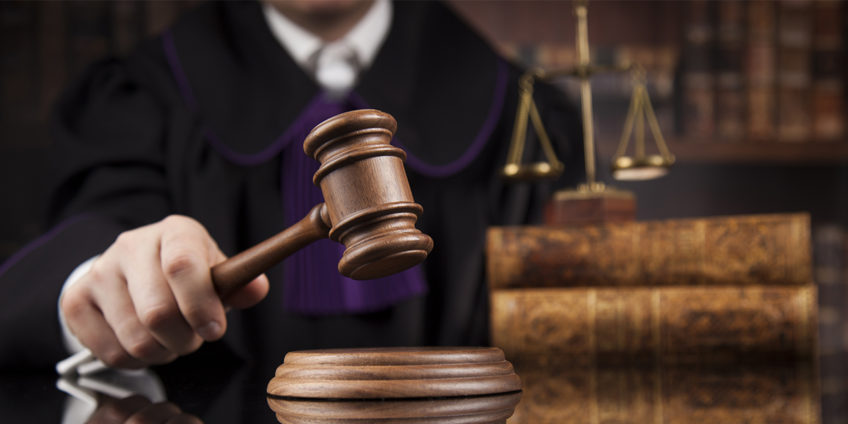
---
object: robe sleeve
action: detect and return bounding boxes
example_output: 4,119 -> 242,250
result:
0,55 -> 173,368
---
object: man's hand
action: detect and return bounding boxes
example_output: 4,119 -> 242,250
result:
60,215 -> 269,368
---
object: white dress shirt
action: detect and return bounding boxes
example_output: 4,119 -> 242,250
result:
262,0 -> 392,97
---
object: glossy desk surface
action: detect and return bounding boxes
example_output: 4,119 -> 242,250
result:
1,351 -> 845,423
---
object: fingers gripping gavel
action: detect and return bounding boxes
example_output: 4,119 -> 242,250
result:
211,109 -> 433,298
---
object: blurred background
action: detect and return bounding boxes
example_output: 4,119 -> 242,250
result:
1,0 -> 846,420
2,0 -> 847,336
1,0 -> 847,359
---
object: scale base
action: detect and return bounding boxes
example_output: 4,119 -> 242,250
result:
544,183 -> 636,226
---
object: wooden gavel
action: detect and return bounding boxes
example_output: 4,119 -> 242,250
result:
211,109 -> 433,298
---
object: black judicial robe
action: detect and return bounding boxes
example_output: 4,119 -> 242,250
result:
0,1 -> 584,373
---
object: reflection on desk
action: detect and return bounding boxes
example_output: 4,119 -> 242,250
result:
267,392 -> 521,423
5,351 -> 847,423
510,359 -> 819,424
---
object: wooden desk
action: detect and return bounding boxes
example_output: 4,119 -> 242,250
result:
3,351 -> 843,423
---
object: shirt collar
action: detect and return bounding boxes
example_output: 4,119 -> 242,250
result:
262,0 -> 392,72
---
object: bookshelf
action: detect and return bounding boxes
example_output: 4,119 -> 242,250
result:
600,138 -> 848,164
449,0 -> 848,165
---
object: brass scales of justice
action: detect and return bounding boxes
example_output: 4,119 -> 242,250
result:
501,0 -> 675,226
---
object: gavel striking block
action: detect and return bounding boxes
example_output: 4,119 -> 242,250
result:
211,109 -> 433,297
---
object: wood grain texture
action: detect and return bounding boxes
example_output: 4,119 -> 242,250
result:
487,213 -> 811,289
490,286 -> 817,362
267,392 -> 521,423
509,361 -> 818,424
211,203 -> 330,298
543,193 -> 636,226
210,109 -> 433,296
267,347 -> 522,399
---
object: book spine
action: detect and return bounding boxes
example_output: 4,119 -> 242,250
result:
811,0 -> 844,141
746,0 -> 777,141
511,361 -> 819,423
680,0 -> 716,140
487,214 -> 811,289
776,0 -> 813,142
715,0 -> 746,141
814,224 -> 846,355
490,286 -> 817,362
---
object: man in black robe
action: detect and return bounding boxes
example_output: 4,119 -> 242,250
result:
0,0 -> 583,375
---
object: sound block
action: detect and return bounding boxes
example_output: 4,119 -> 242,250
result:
266,347 -> 522,399
267,392 -> 522,423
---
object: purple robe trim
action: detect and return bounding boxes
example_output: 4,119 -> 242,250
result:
162,32 -> 197,111
162,31 -> 507,314
348,59 -> 508,178
163,33 -> 428,314
279,94 -> 427,315
0,214 -> 90,278
162,31 -> 507,175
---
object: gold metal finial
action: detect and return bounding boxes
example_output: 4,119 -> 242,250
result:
612,66 -> 675,181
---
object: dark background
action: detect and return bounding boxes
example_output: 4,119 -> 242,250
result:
2,0 -> 846,333
1,0 -> 847,333
0,0 -> 846,420
2,1 -> 845,260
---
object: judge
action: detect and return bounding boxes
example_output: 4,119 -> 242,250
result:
0,0 -> 584,374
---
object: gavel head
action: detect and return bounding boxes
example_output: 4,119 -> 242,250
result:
303,109 -> 433,280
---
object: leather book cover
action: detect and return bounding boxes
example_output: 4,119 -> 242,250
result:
509,360 -> 819,424
490,285 -> 816,362
487,213 -> 811,289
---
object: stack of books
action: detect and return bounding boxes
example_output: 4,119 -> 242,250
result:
486,213 -> 820,422
486,213 -> 817,363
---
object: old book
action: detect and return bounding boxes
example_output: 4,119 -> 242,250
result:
680,0 -> 716,140
814,224 -> 846,355
510,360 -> 819,424
776,0 -> 813,142
811,0 -> 844,141
715,0 -> 746,141
487,213 -> 811,289
490,286 -> 817,362
746,0 -> 777,140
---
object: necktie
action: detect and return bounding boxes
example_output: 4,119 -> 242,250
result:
313,43 -> 359,97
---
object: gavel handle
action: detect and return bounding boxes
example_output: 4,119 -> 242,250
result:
211,203 -> 331,299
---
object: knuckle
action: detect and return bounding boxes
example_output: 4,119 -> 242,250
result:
124,335 -> 162,361
162,214 -> 195,229
99,347 -> 133,368
83,261 -> 109,284
161,214 -> 185,225
113,230 -> 137,248
162,252 -> 202,280
60,292 -> 86,321
183,304 -> 214,326
139,303 -> 178,331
